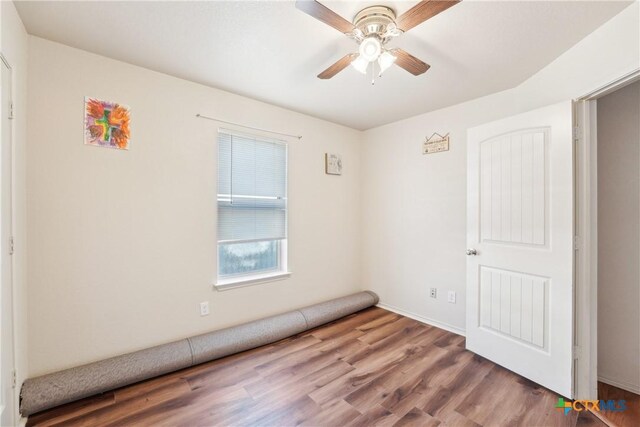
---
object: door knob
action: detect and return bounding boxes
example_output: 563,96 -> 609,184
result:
466,248 -> 478,256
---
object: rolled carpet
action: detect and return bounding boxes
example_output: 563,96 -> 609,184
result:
20,340 -> 193,417
19,290 -> 379,416
188,310 -> 308,365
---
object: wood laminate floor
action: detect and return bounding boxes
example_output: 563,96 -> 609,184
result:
593,381 -> 640,427
27,307 -> 611,426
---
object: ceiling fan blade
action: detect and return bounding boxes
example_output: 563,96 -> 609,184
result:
391,48 -> 431,76
295,0 -> 355,34
318,53 -> 358,79
396,0 -> 460,32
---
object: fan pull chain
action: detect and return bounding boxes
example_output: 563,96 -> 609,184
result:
371,61 -> 376,85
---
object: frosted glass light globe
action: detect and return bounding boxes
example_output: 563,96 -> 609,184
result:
359,37 -> 382,62
351,55 -> 369,74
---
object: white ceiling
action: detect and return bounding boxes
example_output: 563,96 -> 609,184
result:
15,0 -> 632,130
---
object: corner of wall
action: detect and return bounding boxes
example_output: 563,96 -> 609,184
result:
513,1 -> 640,110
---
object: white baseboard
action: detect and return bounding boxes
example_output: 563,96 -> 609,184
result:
376,302 -> 466,337
599,375 -> 640,395
0,407 -> 26,427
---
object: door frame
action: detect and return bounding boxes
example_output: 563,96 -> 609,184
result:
573,68 -> 640,400
0,52 -> 17,425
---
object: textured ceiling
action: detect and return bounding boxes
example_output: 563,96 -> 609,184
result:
15,0 -> 632,130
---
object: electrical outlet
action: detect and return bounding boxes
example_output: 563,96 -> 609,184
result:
430,288 -> 437,299
200,301 -> 210,316
447,291 -> 456,304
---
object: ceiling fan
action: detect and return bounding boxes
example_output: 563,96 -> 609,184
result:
296,0 -> 460,81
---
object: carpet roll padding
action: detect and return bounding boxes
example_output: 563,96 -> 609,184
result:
298,290 -> 378,329
19,291 -> 379,416
188,311 -> 308,365
19,340 -> 193,416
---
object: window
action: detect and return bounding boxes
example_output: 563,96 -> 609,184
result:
216,130 -> 288,288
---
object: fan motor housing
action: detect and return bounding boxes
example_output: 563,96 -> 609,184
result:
353,6 -> 396,37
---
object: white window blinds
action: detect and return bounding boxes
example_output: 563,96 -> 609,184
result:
217,131 -> 287,244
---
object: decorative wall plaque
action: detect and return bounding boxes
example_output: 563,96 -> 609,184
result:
423,132 -> 449,154
325,153 -> 342,175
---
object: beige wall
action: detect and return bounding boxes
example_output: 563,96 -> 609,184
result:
27,37 -> 362,376
361,90 -> 515,332
361,2 -> 639,332
597,81 -> 640,393
1,0 -> 29,421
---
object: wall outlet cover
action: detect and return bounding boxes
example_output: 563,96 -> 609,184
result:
430,288 -> 437,298
447,291 -> 456,304
200,301 -> 210,316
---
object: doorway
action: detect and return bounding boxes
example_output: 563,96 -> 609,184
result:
596,81 -> 639,395
595,81 -> 640,425
574,71 -> 640,425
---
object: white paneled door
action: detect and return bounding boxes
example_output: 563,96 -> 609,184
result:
466,101 -> 574,398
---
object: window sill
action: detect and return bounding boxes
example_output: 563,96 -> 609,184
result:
214,271 -> 291,291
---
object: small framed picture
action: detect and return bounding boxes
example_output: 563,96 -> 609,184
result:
84,97 -> 131,150
325,153 -> 342,175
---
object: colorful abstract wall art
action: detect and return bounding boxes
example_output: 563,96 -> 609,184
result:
84,97 -> 131,150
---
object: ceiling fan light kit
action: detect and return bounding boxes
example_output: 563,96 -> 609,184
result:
295,0 -> 460,81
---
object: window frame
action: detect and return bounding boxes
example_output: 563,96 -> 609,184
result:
214,129 -> 290,291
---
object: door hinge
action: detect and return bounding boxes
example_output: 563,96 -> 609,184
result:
9,236 -> 14,255
573,126 -> 580,142
573,346 -> 580,360
573,236 -> 581,250
11,370 -> 16,388
9,101 -> 14,120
